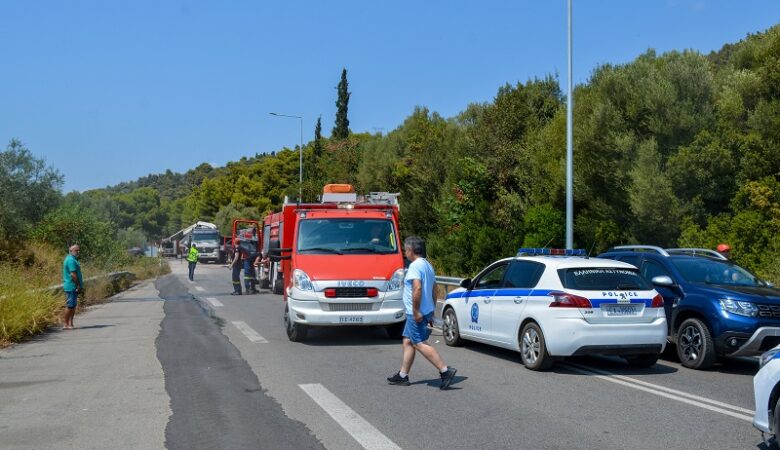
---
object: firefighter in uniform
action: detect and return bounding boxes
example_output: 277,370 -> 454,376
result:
230,240 -> 243,295
242,245 -> 259,294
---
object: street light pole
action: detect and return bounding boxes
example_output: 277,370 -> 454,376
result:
269,112 -> 303,202
565,0 -> 574,249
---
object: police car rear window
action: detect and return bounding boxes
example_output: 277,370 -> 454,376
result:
557,268 -> 651,291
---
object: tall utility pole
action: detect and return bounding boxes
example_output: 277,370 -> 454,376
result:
566,0 -> 574,249
269,112 -> 303,201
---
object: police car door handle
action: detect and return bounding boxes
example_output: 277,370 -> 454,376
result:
483,298 -> 492,304
513,297 -> 524,304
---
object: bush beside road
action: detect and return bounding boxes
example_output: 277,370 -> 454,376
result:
0,252 -> 170,347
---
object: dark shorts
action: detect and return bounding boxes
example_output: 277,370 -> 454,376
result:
65,290 -> 78,309
403,313 -> 433,344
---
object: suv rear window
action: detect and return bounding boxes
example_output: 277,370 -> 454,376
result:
557,267 -> 652,291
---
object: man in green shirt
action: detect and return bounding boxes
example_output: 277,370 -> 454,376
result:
187,243 -> 199,281
62,244 -> 84,329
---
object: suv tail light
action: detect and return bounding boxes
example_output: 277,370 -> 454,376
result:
548,292 -> 592,308
366,288 -> 378,297
651,294 -> 664,308
324,288 -> 336,298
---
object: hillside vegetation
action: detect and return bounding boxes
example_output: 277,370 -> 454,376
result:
5,25 -> 780,282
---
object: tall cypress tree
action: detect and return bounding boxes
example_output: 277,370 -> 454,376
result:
313,116 -> 323,158
332,69 -> 350,139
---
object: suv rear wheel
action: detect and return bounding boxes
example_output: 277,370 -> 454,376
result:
676,318 -> 716,370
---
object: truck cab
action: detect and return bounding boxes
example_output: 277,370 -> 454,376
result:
267,184 -> 406,341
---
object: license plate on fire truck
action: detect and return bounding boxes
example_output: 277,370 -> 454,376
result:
339,316 -> 364,324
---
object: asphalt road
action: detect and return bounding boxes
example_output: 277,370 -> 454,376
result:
0,259 -> 769,450
167,260 -> 768,450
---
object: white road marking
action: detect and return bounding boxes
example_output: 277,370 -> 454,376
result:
194,286 -> 205,292
561,363 -> 753,422
299,384 -> 401,450
205,297 -> 224,307
567,362 -> 754,414
231,321 -> 268,343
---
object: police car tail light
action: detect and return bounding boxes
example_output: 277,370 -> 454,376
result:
366,288 -> 378,297
324,288 -> 337,298
651,294 -> 664,308
548,292 -> 591,308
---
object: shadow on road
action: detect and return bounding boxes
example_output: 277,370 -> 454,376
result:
660,344 -> 760,376
410,375 -> 468,389
300,326 -> 400,347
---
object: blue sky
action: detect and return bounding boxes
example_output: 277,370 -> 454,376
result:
1,1 -> 779,192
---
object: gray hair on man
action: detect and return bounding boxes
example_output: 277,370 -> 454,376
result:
403,236 -> 426,258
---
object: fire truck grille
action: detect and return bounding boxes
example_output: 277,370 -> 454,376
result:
327,303 -> 374,312
333,287 -> 369,298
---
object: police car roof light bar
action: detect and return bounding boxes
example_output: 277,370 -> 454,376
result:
517,248 -> 586,257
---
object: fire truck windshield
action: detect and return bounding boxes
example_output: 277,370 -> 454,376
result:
297,219 -> 398,254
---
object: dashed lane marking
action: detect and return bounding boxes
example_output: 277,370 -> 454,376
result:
194,286 -> 205,292
561,362 -> 753,422
299,383 -> 401,450
231,321 -> 268,343
205,297 -> 224,307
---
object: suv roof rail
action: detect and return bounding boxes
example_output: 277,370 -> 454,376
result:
665,248 -> 728,260
609,245 -> 670,256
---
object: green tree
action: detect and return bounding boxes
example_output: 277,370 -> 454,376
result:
332,68 -> 351,139
313,116 -> 323,158
0,139 -> 63,256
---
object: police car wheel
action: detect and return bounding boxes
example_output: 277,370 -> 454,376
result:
284,304 -> 307,342
624,354 -> 660,368
520,322 -> 554,371
442,308 -> 463,347
676,318 -> 716,370
774,396 -> 780,448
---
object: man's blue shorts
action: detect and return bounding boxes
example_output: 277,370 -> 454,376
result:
65,290 -> 78,309
402,312 -> 433,344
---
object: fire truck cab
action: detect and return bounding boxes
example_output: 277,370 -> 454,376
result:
264,184 -> 406,341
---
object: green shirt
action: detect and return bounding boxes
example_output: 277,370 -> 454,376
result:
187,247 -> 199,262
62,254 -> 83,292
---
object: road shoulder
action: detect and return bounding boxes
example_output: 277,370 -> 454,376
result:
0,280 -> 170,450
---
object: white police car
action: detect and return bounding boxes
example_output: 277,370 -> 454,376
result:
441,248 -> 668,370
754,345 -> 780,446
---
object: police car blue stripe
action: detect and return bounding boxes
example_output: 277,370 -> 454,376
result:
446,289 -> 555,299
446,290 -> 654,307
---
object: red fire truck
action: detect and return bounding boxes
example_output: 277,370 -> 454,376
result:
260,184 -> 406,341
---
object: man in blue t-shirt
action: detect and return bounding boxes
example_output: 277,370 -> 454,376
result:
62,244 -> 84,329
387,236 -> 458,389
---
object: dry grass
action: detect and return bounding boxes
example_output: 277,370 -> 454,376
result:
0,246 -> 170,347
0,267 -> 61,346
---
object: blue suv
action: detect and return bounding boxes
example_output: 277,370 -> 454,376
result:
598,246 -> 780,370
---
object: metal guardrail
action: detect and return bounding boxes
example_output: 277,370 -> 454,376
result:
45,271 -> 136,294
435,276 -> 463,287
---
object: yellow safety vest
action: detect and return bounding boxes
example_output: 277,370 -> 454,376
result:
187,247 -> 199,262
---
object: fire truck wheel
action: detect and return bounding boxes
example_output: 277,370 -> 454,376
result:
284,304 -> 308,342
273,277 -> 284,295
385,322 -> 404,339
260,278 -> 270,290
